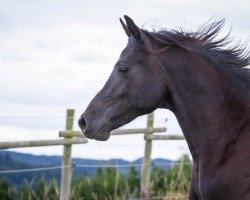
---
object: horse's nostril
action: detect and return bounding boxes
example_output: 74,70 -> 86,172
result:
78,117 -> 86,133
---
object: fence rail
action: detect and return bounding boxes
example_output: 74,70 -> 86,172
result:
145,134 -> 185,140
0,138 -> 88,149
0,109 -> 186,200
59,127 -> 166,137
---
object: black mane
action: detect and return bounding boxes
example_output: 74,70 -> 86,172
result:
147,19 -> 250,90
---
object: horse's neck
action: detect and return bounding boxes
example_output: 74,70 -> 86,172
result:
163,51 -> 249,161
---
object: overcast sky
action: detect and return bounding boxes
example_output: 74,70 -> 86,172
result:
0,0 -> 249,161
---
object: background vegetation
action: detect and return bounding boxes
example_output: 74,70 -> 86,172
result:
0,155 -> 191,200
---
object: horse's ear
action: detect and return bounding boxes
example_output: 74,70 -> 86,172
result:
122,15 -> 165,54
120,18 -> 131,37
124,15 -> 142,42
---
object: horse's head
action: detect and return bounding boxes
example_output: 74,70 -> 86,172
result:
79,16 -> 169,140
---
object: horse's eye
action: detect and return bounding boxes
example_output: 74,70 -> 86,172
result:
118,65 -> 129,73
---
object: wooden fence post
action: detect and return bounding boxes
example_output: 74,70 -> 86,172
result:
140,112 -> 154,199
60,109 -> 74,200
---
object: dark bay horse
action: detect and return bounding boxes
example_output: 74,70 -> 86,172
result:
78,16 -> 250,200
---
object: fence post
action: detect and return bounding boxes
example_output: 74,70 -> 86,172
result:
140,112 -> 154,199
60,109 -> 74,200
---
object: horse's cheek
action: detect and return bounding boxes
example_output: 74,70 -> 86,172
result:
130,87 -> 160,110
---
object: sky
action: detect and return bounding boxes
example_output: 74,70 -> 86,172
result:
0,0 -> 249,161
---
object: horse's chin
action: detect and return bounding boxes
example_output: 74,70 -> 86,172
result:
83,129 -> 111,141
93,131 -> 111,141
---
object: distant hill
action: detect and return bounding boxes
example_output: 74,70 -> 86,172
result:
0,151 -> 175,189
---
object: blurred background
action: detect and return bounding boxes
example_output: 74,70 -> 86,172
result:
0,0 -> 249,199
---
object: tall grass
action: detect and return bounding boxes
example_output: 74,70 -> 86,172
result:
151,155 -> 191,200
0,155 -> 191,200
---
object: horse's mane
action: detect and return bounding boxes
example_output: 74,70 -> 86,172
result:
146,19 -> 250,90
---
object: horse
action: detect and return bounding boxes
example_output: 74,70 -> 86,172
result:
78,16 -> 250,200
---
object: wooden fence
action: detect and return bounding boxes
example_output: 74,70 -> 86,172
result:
0,109 -> 185,200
